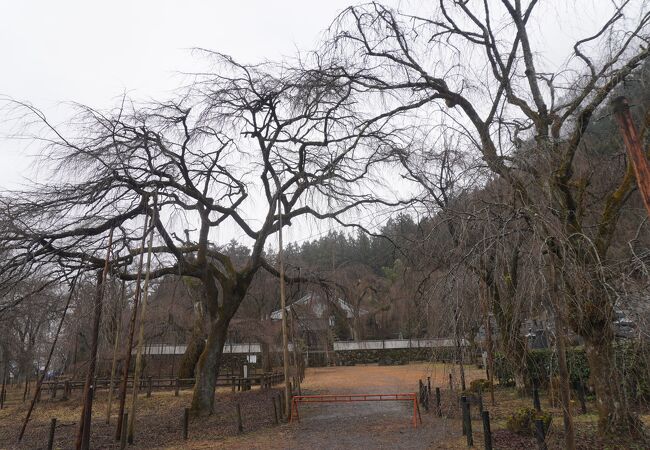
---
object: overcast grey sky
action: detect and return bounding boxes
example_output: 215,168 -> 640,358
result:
0,0 -> 632,246
0,0 -> 364,188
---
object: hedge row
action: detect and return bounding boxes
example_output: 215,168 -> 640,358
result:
494,341 -> 650,401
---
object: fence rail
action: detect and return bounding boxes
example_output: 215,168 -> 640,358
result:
35,371 -> 285,398
332,338 -> 468,351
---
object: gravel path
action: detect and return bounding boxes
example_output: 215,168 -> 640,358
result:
203,364 -> 475,450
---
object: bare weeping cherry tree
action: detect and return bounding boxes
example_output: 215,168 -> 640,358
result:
324,0 -> 650,435
0,54 -> 406,416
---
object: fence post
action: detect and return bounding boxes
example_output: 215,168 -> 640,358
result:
461,396 -> 467,436
577,382 -> 587,414
272,397 -> 279,424
120,412 -> 128,450
449,373 -> 453,390
481,411 -> 492,450
236,403 -> 243,433
147,376 -> 152,398
278,393 -> 284,419
477,387 -> 483,414
435,387 -> 442,417
534,419 -> 547,450
63,380 -> 70,400
46,418 -> 56,450
183,408 -> 189,440
461,397 -> 473,446
174,378 -> 180,397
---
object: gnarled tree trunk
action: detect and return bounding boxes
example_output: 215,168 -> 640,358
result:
190,311 -> 231,415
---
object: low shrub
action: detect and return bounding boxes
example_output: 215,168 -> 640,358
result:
469,378 -> 491,393
506,407 -> 552,436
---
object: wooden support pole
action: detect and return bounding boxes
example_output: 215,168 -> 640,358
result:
18,276 -> 77,442
435,387 -> 442,417
175,378 -> 180,397
128,195 -> 157,444
119,412 -> 128,450
76,268 -> 110,450
46,418 -> 56,450
146,377 -> 152,398
106,279 -> 126,424
115,208 -> 150,441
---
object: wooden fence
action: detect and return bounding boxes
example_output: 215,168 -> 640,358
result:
34,371 -> 284,400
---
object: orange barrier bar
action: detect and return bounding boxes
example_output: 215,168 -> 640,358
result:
290,393 -> 420,428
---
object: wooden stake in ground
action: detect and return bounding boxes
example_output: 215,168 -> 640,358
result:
612,96 -> 650,218
480,278 -> 496,405
115,206 -> 151,441
548,258 -> 575,450
18,274 -> 78,441
106,279 -> 126,424
277,194 -> 291,417
76,228 -> 114,450
128,194 -> 157,443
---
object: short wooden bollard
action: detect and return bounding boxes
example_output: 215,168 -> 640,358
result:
147,376 -> 153,398
63,381 -> 70,400
51,381 -> 58,399
481,410 -> 492,450
47,418 -> 56,450
449,373 -> 453,390
277,393 -> 284,419
174,378 -> 180,397
461,396 -> 473,446
577,382 -> 587,414
120,412 -> 128,450
533,388 -> 541,412
534,419 -> 547,450
236,403 -> 243,433
460,396 -> 467,435
183,408 -> 189,440
231,376 -> 236,393
435,387 -> 442,417
272,397 -> 279,424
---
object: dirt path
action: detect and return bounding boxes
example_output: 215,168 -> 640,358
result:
195,363 -> 480,450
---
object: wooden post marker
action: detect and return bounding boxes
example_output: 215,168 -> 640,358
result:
182,408 -> 189,440
174,378 -> 180,397
481,411 -> 492,450
435,387 -> 442,417
534,419 -> 547,450
577,382 -> 587,414
47,418 -> 57,450
272,397 -> 279,424
147,376 -> 153,398
236,403 -> 243,433
533,388 -> 541,412
120,412 -> 128,450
